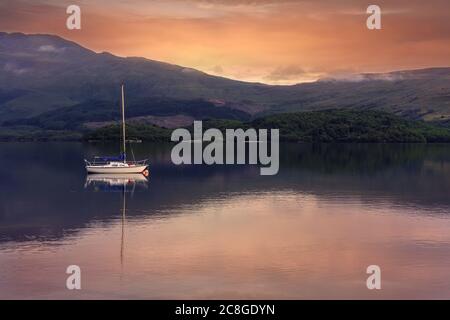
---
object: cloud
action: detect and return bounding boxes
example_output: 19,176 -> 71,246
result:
266,65 -> 307,80
181,67 -> 202,74
37,45 -> 65,53
320,72 -> 405,83
179,0 -> 298,6
211,65 -> 224,74
265,65 -> 324,83
4,62 -> 29,75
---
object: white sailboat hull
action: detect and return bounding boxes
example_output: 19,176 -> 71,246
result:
86,165 -> 148,174
86,173 -> 149,181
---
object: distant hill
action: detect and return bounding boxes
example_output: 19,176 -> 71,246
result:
0,32 -> 270,123
1,32 -> 450,132
83,110 -> 450,143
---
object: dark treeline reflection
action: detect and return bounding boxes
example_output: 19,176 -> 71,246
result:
0,142 -> 449,243
281,143 -> 449,173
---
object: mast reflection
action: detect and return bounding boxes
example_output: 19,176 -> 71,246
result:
84,173 -> 149,277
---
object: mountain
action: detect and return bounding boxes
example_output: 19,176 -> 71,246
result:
0,32 -> 449,131
0,32 -> 273,123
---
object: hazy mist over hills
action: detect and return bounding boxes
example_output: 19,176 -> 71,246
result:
0,32 -> 449,128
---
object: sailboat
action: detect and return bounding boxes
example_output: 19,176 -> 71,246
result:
85,85 -> 149,174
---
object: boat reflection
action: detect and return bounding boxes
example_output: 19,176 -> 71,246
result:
84,173 -> 149,277
84,173 -> 149,193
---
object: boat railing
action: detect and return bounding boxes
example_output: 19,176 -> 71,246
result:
84,159 -> 149,166
127,159 -> 149,166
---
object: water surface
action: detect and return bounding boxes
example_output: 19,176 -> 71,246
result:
0,143 -> 449,299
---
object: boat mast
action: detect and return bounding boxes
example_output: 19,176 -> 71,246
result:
121,84 -> 126,163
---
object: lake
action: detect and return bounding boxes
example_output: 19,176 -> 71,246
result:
0,142 -> 449,299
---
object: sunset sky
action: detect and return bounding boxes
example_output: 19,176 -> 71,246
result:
1,0 -> 449,84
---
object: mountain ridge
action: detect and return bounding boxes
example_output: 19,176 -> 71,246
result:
1,32 -> 449,128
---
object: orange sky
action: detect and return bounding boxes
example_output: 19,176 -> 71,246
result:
1,0 -> 449,84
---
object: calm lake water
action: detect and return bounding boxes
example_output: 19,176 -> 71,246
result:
0,142 -> 449,299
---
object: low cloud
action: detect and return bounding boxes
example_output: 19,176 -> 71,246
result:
265,65 -> 324,83
4,62 -> 29,75
37,45 -> 65,53
181,67 -> 202,74
266,66 -> 307,81
320,72 -> 405,83
211,65 -> 224,74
